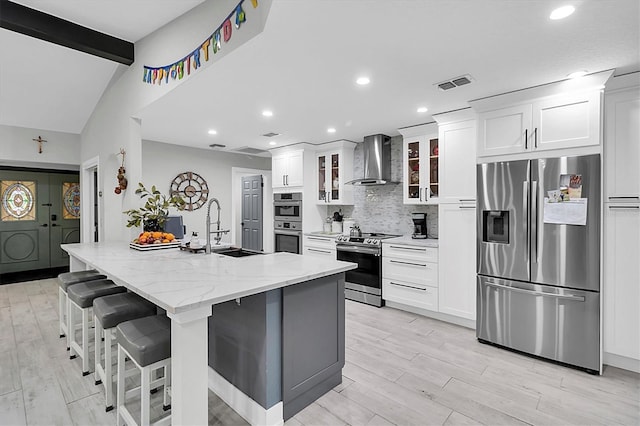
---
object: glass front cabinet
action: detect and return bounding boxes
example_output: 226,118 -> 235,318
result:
316,141 -> 356,205
399,123 -> 439,205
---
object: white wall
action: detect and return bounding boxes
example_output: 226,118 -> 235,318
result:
141,140 -> 271,245
80,0 -> 273,242
0,124 -> 80,170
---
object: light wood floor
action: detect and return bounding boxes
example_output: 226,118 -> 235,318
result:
1,278 -> 638,425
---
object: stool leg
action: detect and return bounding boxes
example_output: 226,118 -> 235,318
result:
58,287 -> 66,338
104,328 -> 114,411
163,362 -> 171,411
68,301 -> 76,359
116,345 -> 125,426
81,307 -> 90,375
94,315 -> 101,384
141,365 -> 151,426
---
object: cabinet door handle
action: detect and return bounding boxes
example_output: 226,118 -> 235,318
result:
425,188 -> 429,201
608,205 -> 639,210
534,127 -> 538,148
419,187 -> 423,202
41,223 -> 48,227
389,281 -> 427,291
608,196 -> 640,200
282,175 -> 285,186
459,199 -> 476,203
308,248 -> 332,254
459,206 -> 476,209
389,259 -> 427,267
389,245 -> 427,252
525,128 -> 528,150
307,237 -> 334,242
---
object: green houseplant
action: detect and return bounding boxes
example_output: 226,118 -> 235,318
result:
123,183 -> 185,231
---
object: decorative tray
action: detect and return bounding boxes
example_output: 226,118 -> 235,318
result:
129,241 -> 181,251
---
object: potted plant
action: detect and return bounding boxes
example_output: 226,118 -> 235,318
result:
123,183 -> 185,231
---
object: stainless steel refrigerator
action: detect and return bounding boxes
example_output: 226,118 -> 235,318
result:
476,154 -> 601,373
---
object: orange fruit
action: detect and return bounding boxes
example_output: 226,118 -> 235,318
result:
165,233 -> 175,241
139,237 -> 147,243
152,231 -> 163,239
162,239 -> 170,243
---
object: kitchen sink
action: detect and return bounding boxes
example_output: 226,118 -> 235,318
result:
215,248 -> 263,258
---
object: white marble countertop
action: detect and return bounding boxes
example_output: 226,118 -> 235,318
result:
383,235 -> 439,247
62,242 -> 355,315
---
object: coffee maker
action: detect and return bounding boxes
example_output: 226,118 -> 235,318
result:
411,213 -> 428,239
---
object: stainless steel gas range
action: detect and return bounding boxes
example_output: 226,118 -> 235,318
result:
336,233 -> 399,307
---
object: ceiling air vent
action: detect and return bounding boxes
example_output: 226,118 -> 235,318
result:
231,146 -> 269,155
435,74 -> 474,91
262,132 -> 280,138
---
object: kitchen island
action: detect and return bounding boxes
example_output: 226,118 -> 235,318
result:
61,242 -> 356,425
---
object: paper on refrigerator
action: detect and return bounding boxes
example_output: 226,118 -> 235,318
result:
543,198 -> 588,226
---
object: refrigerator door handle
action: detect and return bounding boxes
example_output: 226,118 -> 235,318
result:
523,180 -> 529,252
532,180 -> 539,263
485,281 -> 586,302
525,128 -> 528,150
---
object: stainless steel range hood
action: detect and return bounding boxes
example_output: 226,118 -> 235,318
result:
346,134 -> 395,185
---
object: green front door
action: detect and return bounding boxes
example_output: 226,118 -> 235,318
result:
0,169 -> 80,274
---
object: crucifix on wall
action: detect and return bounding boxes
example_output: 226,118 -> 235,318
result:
32,136 -> 47,154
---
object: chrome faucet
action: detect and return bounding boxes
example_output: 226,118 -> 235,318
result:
205,198 -> 230,254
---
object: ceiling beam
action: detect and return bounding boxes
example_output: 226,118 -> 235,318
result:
0,0 -> 134,65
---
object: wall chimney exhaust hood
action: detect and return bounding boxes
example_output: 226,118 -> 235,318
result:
346,134 -> 396,185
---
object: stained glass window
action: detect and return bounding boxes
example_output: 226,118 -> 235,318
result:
1,181 -> 36,221
62,182 -> 80,219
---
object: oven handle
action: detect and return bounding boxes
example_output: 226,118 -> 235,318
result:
336,245 -> 380,256
274,201 -> 302,207
274,229 -> 302,236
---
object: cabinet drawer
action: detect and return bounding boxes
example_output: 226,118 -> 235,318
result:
383,278 -> 438,312
382,243 -> 437,262
303,236 -> 337,250
303,246 -> 336,258
383,257 -> 438,287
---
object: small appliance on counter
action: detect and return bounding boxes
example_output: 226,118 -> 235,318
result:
342,218 -> 356,236
331,209 -> 343,233
411,213 -> 428,239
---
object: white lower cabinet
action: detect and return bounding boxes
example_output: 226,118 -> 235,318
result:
303,235 -> 337,259
438,204 -> 477,321
603,203 -> 640,365
382,242 -> 438,312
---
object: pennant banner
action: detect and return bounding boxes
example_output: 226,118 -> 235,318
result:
143,0 -> 257,86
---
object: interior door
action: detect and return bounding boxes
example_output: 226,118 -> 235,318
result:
0,170 -> 50,273
49,173 -> 81,267
241,175 -> 263,251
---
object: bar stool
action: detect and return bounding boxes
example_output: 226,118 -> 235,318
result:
58,270 -> 106,346
67,279 -> 126,375
116,315 -> 171,426
93,292 -> 157,412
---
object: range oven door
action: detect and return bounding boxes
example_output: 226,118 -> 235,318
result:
275,229 -> 302,254
336,245 -> 381,295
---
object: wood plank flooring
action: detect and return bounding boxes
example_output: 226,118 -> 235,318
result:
1,278 -> 638,425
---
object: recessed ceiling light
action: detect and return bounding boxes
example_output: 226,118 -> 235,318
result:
567,70 -> 588,79
417,106 -> 428,113
356,77 -> 370,85
262,110 -> 273,117
207,129 -> 217,135
550,5 -> 575,20
327,127 -> 336,133
269,141 -> 277,146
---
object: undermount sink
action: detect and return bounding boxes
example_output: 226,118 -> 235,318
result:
215,248 -> 263,258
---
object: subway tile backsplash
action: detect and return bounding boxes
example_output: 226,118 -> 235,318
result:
325,135 -> 439,238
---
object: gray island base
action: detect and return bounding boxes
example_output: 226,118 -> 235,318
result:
61,242 -> 355,425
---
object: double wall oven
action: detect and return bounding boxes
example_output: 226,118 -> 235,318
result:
336,233 -> 398,307
274,193 -> 302,254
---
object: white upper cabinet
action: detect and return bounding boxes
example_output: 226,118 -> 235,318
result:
272,149 -> 304,188
476,90 -> 601,157
315,141 -> 356,205
472,70 -> 613,159
399,123 -> 439,205
438,119 -> 477,203
604,86 -> 640,202
477,104 -> 532,157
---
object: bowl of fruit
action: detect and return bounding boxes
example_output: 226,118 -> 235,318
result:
130,231 -> 180,251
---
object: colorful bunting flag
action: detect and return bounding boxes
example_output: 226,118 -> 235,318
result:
143,0 -> 256,86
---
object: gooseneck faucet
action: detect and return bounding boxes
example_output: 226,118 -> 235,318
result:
205,197 -> 230,254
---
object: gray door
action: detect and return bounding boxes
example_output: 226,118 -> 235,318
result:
241,175 -> 263,251
0,170 -> 80,274
477,160 -> 530,282
531,155 -> 600,291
